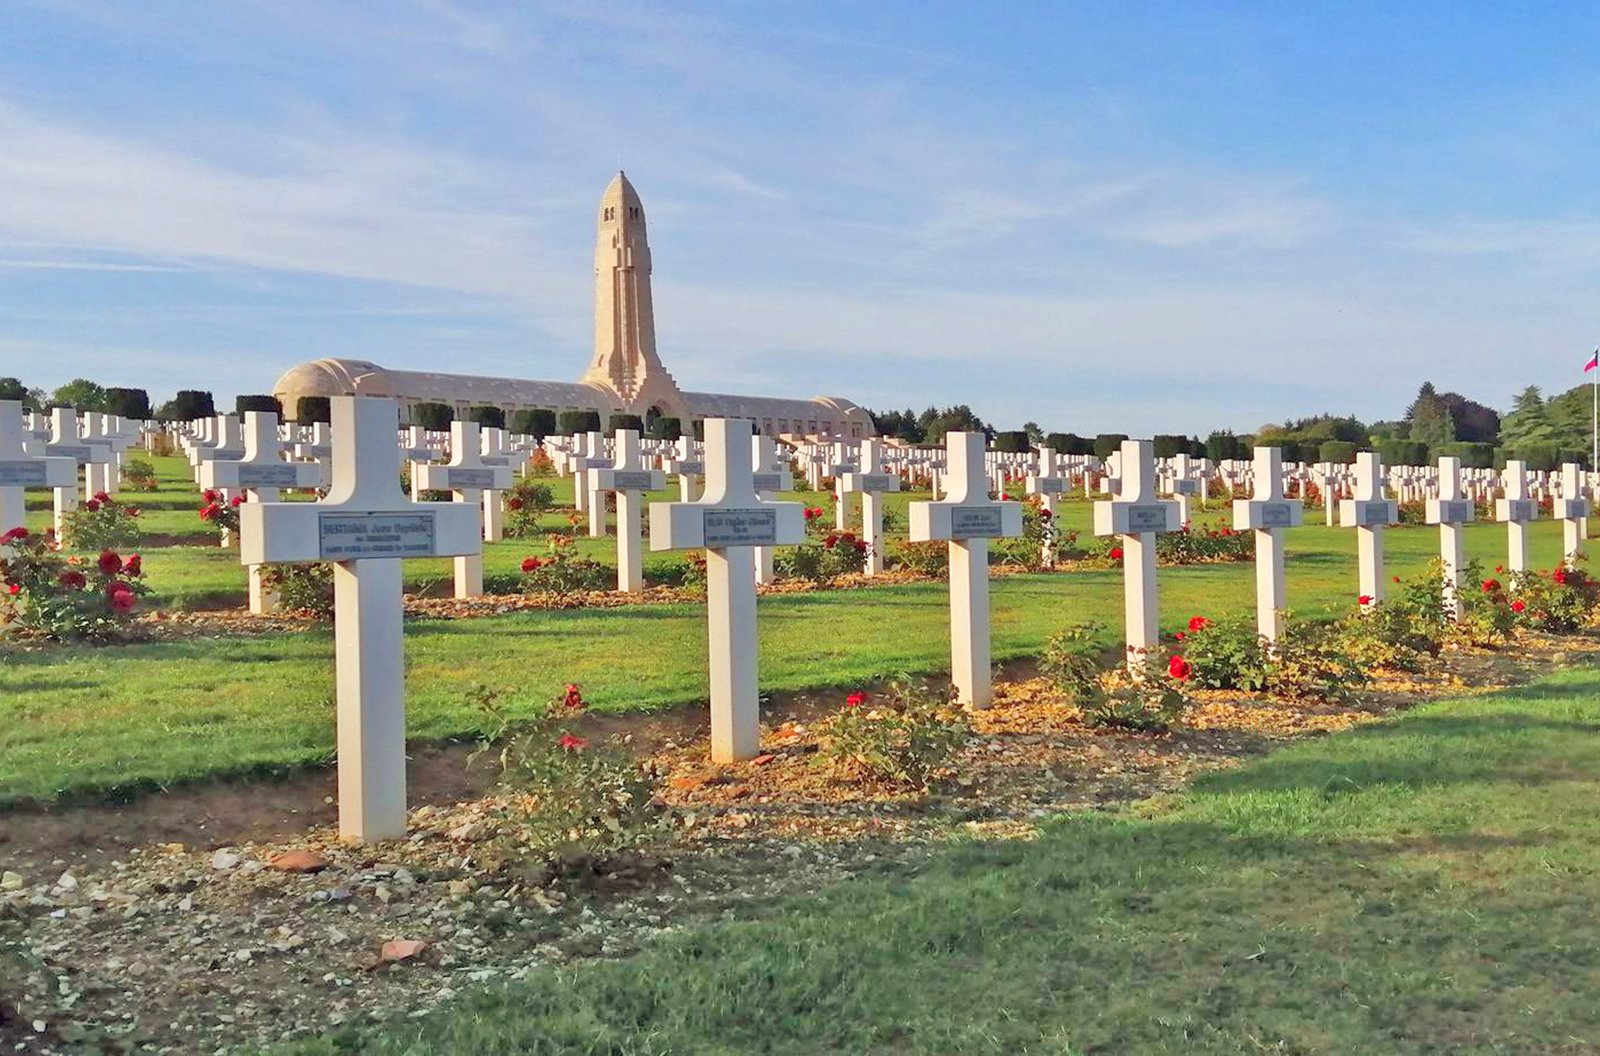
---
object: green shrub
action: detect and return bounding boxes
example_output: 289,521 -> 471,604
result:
1510,564 -> 1600,633
520,537 -> 613,596
0,530 -> 148,641
1177,615 -> 1270,690
412,402 -> 454,430
62,491 -> 142,550
608,413 -> 645,434
471,684 -> 665,880
1089,648 -> 1189,731
1317,440 -> 1358,464
510,409 -> 556,439
121,456 -> 158,492
468,405 -> 506,429
504,481 -> 556,537
291,396 -> 332,424
1040,624 -> 1106,708
1093,433 -> 1129,460
235,394 -> 281,416
558,410 -> 602,435
891,539 -> 948,576
816,677 -> 969,790
262,563 -> 335,617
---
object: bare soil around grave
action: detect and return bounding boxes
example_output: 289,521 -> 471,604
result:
2,633 -> 1591,1055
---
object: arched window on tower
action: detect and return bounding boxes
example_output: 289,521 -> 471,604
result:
629,206 -> 640,220
604,207 -> 614,221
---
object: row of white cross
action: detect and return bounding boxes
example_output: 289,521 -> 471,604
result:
4,396 -> 1593,846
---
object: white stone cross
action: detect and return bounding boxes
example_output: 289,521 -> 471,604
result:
838,438 -> 900,576
1425,456 -> 1476,620
413,421 -> 510,598
187,414 -> 244,474
44,408 -> 112,533
0,401 -> 74,535
1167,452 -> 1201,525
827,441 -> 860,530
1337,451 -> 1398,608
650,418 -> 804,761
909,431 -> 1023,707
1093,439 -> 1181,666
750,434 -> 788,585
201,411 -> 322,613
660,435 -> 704,502
239,396 -> 483,843
1495,460 -> 1538,573
1556,462 -> 1589,563
479,428 -> 515,542
589,428 -> 664,592
1025,447 -> 1068,567
1232,446 -> 1303,642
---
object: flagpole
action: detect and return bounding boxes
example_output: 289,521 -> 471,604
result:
1592,348 -> 1598,470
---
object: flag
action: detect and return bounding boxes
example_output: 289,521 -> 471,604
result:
1586,350 -> 1599,373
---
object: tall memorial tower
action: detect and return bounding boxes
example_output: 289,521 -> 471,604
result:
581,172 -> 685,422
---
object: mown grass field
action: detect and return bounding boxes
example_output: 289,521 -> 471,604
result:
0,455 -> 1576,803
276,666 -> 1600,1055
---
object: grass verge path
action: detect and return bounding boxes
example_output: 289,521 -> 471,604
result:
281,665 -> 1600,1055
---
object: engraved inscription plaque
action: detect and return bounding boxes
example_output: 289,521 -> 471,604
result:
0,461 -> 48,486
237,464 -> 302,489
1033,478 -> 1065,494
950,506 -> 1005,538
611,471 -> 658,491
1259,502 -> 1295,528
859,473 -> 898,492
444,468 -> 496,490
319,512 -> 437,559
1504,499 -> 1535,522
1126,505 -> 1170,532
703,508 -> 777,547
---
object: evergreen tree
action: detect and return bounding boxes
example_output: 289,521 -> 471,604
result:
1500,386 -> 1558,447
1409,394 -> 1457,448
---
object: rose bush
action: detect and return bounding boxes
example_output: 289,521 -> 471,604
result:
0,529 -> 148,640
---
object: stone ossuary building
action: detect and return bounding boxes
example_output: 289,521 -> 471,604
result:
273,172 -> 873,440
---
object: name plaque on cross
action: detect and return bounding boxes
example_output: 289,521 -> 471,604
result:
440,467 -> 498,490
1436,500 -> 1473,522
48,445 -> 91,461
319,512 -> 438,559
479,456 -> 511,467
950,506 -> 1006,538
675,461 -> 705,476
612,470 -> 660,491
751,471 -> 784,490
0,462 -> 47,485
237,463 -> 305,489
1126,505 -> 1170,532
1557,498 -> 1589,519
857,473 -> 899,492
1033,478 -> 1065,494
1259,502 -> 1296,528
1170,480 -> 1200,495
1361,503 -> 1394,526
702,509 -> 778,547
1503,499 -> 1535,522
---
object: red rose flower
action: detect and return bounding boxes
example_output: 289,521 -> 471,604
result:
558,733 -> 588,752
127,507 -> 140,517
1109,547 -> 1124,561
1358,594 -> 1373,606
124,554 -> 142,576
230,494 -> 246,507
521,557 -> 542,572
1555,568 -> 1569,585
107,585 -> 137,613
1511,599 -> 1527,613
58,570 -> 87,589
562,684 -> 585,710
1168,654 -> 1191,681
1,527 -> 27,543
84,499 -> 101,513
199,504 -> 218,522
1187,615 -> 1209,632
92,491 -> 110,504
824,535 -> 838,549
1481,579 -> 1500,593
803,508 -> 817,521
853,539 -> 867,553
507,497 -> 524,511
845,691 -> 867,708
1039,508 -> 1052,519
203,489 -> 220,503
6,583 -> 18,596
97,549 -> 122,575
1174,631 -> 1186,641
1392,576 -> 1401,583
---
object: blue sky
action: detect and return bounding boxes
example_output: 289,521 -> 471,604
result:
3,1 -> 1598,434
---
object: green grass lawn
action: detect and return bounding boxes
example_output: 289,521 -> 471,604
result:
0,457 -> 1579,803
276,666 -> 1600,1055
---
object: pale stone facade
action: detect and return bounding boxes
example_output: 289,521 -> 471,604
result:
273,173 -> 873,440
